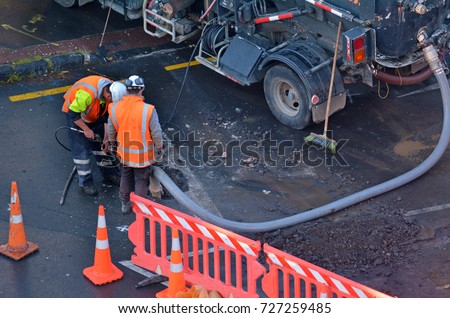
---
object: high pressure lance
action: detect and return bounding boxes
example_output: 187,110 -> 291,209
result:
55,126 -> 106,205
68,127 -> 103,143
153,39 -> 450,233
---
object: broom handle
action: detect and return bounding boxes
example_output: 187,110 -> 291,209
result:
99,0 -> 114,48
323,21 -> 342,137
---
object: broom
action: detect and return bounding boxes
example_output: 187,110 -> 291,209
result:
304,21 -> 342,154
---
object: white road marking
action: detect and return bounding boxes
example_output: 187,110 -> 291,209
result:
119,260 -> 169,286
404,203 -> 450,216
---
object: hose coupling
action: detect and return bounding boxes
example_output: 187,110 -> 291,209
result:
422,45 -> 444,74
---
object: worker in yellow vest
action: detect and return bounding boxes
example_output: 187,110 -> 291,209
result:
108,75 -> 164,214
62,75 -> 121,196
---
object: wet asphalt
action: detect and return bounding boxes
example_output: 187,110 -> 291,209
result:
0,0 -> 449,298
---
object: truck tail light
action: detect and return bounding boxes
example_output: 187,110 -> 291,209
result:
353,36 -> 365,51
352,36 -> 365,63
343,27 -> 374,66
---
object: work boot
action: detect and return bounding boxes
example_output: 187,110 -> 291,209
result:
121,201 -> 132,214
81,184 -> 98,196
102,174 -> 121,187
151,190 -> 163,200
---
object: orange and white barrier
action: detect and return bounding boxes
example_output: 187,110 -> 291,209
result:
129,193 -> 265,298
0,181 -> 39,260
261,244 -> 390,298
129,193 -> 392,298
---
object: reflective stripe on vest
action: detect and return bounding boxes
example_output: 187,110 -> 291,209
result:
111,99 -> 155,168
110,101 -> 119,129
62,79 -> 105,123
117,104 -> 152,153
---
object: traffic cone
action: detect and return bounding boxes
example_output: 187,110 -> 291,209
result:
83,205 -> 123,285
0,181 -> 39,260
156,229 -> 186,298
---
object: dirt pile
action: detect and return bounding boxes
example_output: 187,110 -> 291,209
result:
259,209 -> 421,279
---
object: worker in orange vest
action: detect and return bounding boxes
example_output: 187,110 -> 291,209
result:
107,75 -> 164,214
62,75 -> 121,196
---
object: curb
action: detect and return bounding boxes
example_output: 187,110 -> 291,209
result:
0,47 -> 149,83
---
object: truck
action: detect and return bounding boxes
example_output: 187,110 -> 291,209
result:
54,0 -> 450,130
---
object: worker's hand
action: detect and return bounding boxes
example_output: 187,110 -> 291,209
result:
156,145 -> 166,161
83,128 -> 95,140
109,145 -> 118,157
108,140 -> 118,157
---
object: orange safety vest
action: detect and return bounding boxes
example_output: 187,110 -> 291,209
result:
62,75 -> 111,123
109,95 -> 156,168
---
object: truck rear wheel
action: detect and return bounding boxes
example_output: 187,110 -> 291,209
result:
264,65 -> 311,130
54,0 -> 77,7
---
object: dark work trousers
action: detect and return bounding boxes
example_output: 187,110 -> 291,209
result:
67,117 -> 119,187
119,165 -> 152,203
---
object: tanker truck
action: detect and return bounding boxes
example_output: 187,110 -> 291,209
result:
54,0 -> 450,129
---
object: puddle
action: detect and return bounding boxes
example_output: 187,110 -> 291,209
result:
394,140 -> 429,157
231,177 -> 333,213
435,226 -> 450,239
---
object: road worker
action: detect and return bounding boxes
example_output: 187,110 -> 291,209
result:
62,75 -> 121,196
110,81 -> 127,102
107,75 -> 164,214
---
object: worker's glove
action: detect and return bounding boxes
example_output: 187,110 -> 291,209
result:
108,141 -> 118,157
156,145 -> 166,162
93,134 -> 102,143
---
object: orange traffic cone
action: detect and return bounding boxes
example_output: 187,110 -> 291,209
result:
0,181 -> 39,260
83,205 -> 123,285
156,229 -> 186,298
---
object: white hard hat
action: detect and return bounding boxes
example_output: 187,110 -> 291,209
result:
125,75 -> 145,90
110,81 -> 127,102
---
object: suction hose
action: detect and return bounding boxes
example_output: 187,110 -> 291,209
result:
373,67 -> 433,86
154,43 -> 450,233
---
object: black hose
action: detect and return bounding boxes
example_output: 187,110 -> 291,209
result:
54,126 -> 72,151
54,126 -> 102,151
162,36 -> 203,130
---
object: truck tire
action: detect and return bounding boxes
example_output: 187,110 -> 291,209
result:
264,65 -> 311,130
54,0 -> 77,7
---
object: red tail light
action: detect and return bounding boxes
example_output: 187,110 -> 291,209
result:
343,27 -> 373,65
353,36 -> 365,51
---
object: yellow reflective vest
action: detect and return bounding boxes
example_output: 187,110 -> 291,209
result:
62,75 -> 111,123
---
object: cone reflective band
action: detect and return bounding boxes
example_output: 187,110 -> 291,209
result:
156,230 -> 187,298
10,214 -> 23,225
170,235 -> 183,273
83,205 -> 123,285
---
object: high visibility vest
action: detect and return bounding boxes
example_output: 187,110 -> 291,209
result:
62,75 -> 111,123
109,95 -> 156,168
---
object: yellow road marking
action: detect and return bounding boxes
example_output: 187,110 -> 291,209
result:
8,57 -> 216,102
165,57 -> 215,71
2,24 -> 59,47
9,85 -> 71,102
